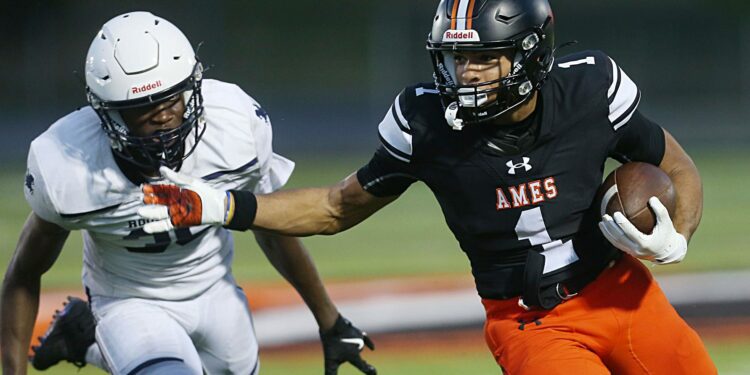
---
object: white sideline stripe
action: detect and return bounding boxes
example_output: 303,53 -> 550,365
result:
655,270 -> 750,305
254,290 -> 484,347
253,271 -> 750,347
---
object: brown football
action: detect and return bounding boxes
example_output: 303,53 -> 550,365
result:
596,162 -> 676,234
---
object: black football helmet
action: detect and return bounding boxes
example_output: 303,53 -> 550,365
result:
427,0 -> 555,130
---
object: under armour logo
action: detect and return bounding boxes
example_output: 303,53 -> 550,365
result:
506,157 -> 532,175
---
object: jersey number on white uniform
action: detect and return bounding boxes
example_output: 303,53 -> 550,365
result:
124,227 -> 206,253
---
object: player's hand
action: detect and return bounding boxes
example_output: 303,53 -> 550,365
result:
138,166 -> 229,233
598,196 -> 687,264
320,315 -> 377,375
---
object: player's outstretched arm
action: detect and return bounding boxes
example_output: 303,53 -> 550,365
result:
140,166 -> 397,236
253,172 -> 397,235
254,232 -> 376,375
1,213 -> 69,374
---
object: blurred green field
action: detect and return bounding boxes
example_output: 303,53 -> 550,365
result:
2,149 -> 749,374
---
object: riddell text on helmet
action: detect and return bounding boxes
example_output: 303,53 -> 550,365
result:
442,29 -> 480,42
131,80 -> 163,94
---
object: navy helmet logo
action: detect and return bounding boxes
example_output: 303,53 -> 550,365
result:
25,170 -> 35,194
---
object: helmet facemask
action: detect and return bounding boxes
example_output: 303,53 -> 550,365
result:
88,62 -> 206,171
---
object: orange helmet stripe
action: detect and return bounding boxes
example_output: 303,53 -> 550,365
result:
466,0 -> 477,29
450,0 -> 460,29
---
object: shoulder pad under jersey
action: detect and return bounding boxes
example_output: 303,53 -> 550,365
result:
548,50 -> 641,131
376,82 -> 445,164
25,107 -> 136,228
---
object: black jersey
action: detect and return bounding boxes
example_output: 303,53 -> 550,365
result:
357,50 -> 666,300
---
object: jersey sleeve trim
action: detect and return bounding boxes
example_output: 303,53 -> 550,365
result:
607,57 -> 641,130
392,94 -> 411,132
202,158 -> 259,180
360,172 -> 417,191
252,153 -> 295,194
377,93 -> 413,163
59,203 -> 122,219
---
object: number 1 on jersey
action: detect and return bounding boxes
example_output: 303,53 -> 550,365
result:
515,207 -> 552,245
558,56 -> 595,69
514,207 -> 580,274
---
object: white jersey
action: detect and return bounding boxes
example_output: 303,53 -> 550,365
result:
24,79 -> 293,300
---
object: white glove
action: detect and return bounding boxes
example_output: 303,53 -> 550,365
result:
598,196 -> 687,264
138,166 -> 229,234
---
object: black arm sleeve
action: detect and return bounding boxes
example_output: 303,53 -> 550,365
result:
356,147 -> 418,197
608,110 -> 665,165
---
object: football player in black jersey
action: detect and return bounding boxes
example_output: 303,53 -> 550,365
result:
138,0 -> 716,373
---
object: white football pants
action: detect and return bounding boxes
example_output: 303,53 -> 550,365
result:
89,275 -> 259,375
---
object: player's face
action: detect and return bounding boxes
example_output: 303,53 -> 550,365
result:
120,94 -> 186,138
453,50 -> 513,103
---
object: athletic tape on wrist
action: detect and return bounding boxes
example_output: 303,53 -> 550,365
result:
223,190 -> 257,231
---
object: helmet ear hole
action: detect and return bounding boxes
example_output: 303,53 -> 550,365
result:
518,81 -> 533,96
522,34 -> 539,51
193,62 -> 204,80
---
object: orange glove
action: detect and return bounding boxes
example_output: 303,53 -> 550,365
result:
139,166 -> 230,233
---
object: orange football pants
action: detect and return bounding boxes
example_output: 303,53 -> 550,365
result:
482,255 -> 716,374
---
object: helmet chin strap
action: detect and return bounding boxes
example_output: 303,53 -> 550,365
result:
445,102 -> 465,130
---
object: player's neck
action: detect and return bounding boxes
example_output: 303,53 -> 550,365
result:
112,151 -> 161,185
492,92 -> 538,127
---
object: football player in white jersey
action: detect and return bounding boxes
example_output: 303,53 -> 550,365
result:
0,12 -> 375,375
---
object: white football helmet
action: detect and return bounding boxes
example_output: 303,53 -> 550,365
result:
85,11 -> 205,170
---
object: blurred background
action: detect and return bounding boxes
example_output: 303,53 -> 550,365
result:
1,0 -> 749,161
1,1 -> 749,374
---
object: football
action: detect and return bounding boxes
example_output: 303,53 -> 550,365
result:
597,162 -> 676,234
